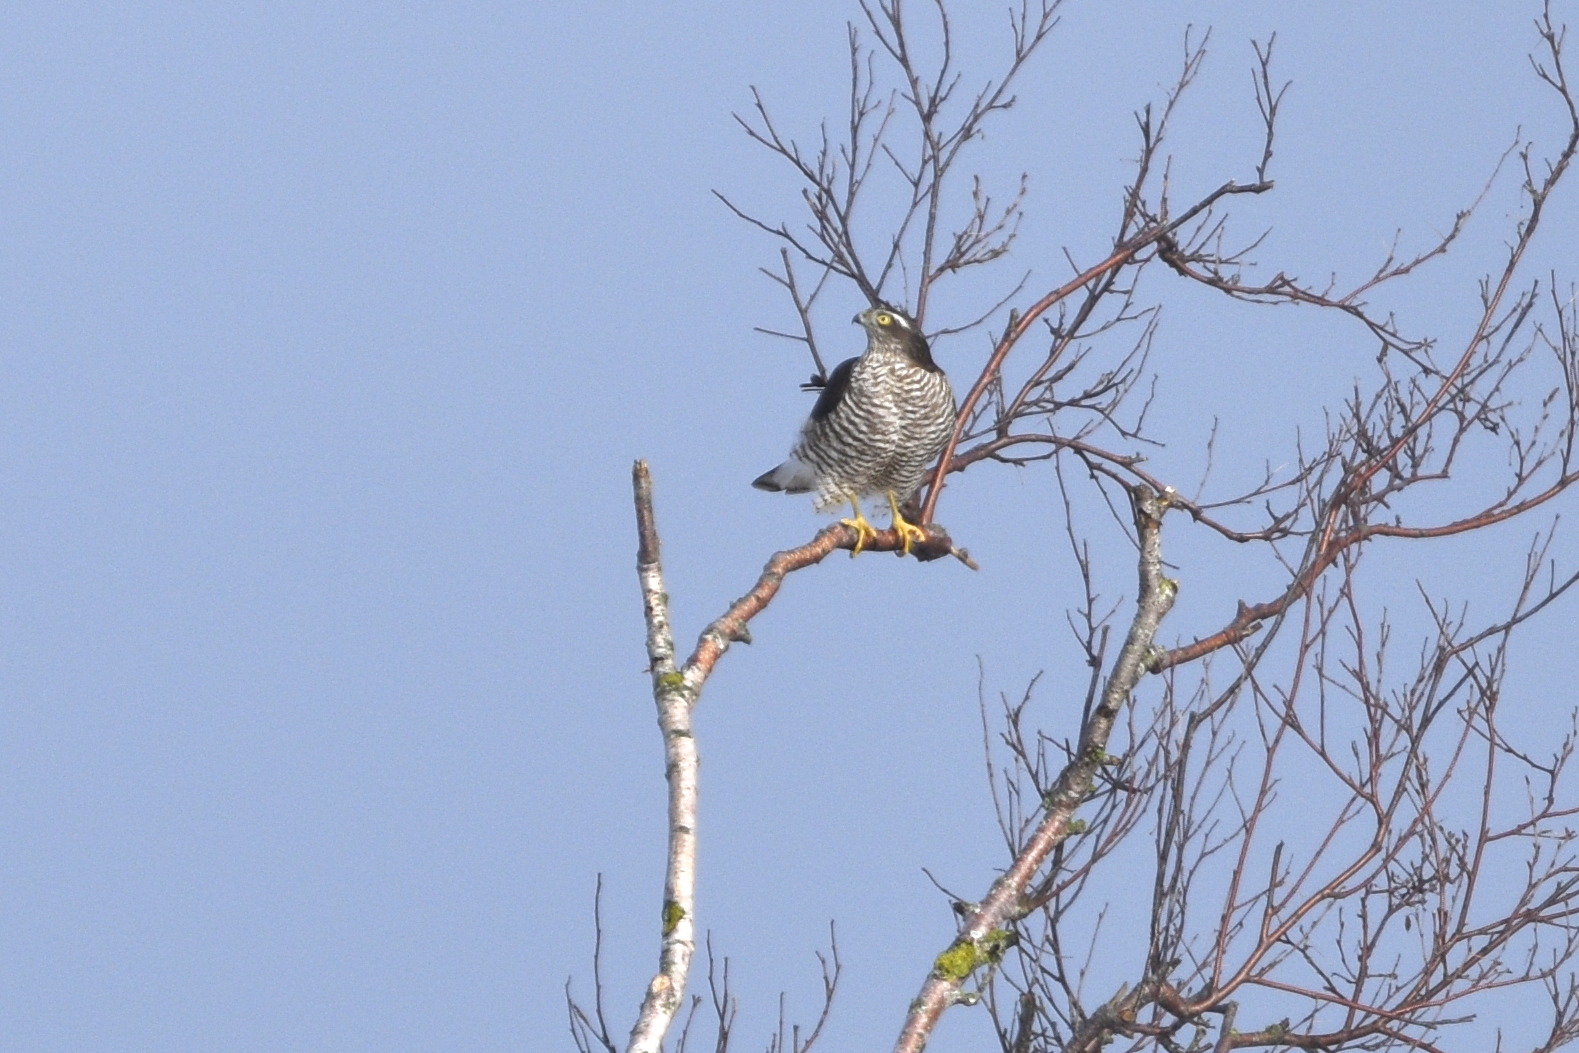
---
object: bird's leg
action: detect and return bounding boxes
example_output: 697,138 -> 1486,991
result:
839,497 -> 878,556
886,491 -> 927,557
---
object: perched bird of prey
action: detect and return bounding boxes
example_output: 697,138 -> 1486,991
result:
753,306 -> 956,555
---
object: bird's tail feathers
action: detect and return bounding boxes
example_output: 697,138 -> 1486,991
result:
751,456 -> 817,494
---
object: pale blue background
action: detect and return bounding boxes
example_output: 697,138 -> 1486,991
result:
1,3 -> 1574,1051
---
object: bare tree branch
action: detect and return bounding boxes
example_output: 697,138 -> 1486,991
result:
624,462 -> 701,1053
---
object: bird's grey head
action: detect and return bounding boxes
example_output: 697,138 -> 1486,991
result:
854,306 -> 941,372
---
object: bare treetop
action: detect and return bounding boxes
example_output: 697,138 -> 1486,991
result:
574,6 -> 1579,1053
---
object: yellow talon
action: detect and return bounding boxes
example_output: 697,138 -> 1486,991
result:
886,491 -> 927,557
839,498 -> 879,556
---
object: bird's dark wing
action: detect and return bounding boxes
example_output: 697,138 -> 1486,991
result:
809,357 -> 857,422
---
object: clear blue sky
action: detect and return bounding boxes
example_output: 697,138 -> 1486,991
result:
1,3 -> 1574,1050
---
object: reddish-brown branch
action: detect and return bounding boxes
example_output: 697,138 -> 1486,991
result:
1153,421 -> 1579,675
682,521 -> 966,689
917,179 -> 1272,524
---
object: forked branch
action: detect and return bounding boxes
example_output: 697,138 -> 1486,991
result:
892,486 -> 1177,1053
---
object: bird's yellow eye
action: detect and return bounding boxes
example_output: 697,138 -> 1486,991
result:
874,311 -> 893,326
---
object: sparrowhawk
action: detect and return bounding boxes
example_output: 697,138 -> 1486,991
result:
752,306 -> 956,555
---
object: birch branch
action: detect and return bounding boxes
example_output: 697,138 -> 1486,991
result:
626,461 -> 700,1053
